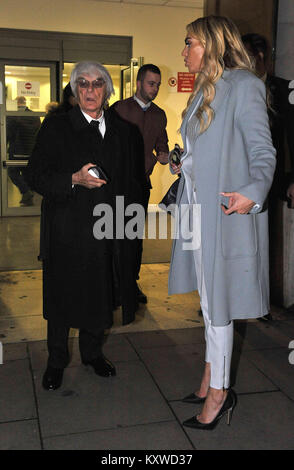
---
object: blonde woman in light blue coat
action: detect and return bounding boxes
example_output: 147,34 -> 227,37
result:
168,15 -> 276,430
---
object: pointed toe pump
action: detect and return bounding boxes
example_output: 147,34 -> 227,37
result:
183,388 -> 237,430
182,392 -> 206,404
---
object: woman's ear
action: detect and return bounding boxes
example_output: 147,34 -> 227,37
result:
258,51 -> 265,62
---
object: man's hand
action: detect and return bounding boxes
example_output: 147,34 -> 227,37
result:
287,182 -> 294,209
72,163 -> 107,189
157,151 -> 169,164
220,191 -> 255,215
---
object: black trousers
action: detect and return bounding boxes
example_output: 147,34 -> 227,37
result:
47,321 -> 105,369
136,187 -> 150,280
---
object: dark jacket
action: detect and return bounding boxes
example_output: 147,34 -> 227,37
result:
7,107 -> 40,159
113,97 -> 169,187
26,105 -> 146,328
267,75 -> 294,197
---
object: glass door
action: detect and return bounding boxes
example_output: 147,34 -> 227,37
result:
0,61 -> 56,216
122,57 -> 144,99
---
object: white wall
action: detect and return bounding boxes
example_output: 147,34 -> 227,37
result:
1,0 -> 203,202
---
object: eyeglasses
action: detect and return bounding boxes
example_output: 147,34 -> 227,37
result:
76,77 -> 105,89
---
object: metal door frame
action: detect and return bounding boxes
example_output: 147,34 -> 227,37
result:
121,57 -> 144,99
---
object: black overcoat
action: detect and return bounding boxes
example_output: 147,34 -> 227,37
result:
26,105 -> 146,329
267,75 -> 294,197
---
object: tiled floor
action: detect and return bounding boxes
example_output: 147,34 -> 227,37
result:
1,317 -> 294,450
0,264 -> 203,344
0,216 -> 294,450
0,213 -> 173,271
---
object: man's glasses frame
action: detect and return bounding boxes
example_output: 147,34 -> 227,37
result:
76,77 -> 106,89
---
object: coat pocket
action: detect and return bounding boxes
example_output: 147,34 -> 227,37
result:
221,212 -> 257,259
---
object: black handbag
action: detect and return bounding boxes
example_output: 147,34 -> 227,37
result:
159,144 -> 182,212
159,176 -> 180,211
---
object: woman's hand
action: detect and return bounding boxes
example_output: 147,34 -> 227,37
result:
72,163 -> 107,189
220,191 -> 255,215
171,162 -> 182,175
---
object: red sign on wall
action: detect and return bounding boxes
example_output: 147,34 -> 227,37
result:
177,72 -> 195,92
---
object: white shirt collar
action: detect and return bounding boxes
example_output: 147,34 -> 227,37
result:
80,108 -> 106,137
133,95 -> 151,110
81,108 -> 104,123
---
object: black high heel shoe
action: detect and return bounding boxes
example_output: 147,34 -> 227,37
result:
183,388 -> 237,430
182,392 -> 206,404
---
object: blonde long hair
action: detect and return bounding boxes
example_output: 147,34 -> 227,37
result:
182,15 -> 254,134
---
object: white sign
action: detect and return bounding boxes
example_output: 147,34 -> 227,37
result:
17,80 -> 40,97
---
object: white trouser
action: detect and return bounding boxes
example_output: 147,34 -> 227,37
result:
193,247 -> 234,390
183,177 -> 234,389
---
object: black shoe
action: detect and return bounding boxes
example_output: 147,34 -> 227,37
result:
20,190 -> 34,206
42,366 -> 64,390
83,356 -> 116,377
182,392 -> 206,404
136,283 -> 147,304
258,313 -> 273,322
183,389 -> 237,430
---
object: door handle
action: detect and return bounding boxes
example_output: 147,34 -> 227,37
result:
3,160 -> 28,167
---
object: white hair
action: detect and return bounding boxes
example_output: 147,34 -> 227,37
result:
70,61 -> 114,103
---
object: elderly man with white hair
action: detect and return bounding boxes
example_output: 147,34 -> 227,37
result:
26,61 -> 146,390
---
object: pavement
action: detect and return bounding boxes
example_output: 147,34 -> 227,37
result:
1,215 -> 294,453
1,304 -> 294,451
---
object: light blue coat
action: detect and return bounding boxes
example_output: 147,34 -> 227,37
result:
168,69 -> 276,326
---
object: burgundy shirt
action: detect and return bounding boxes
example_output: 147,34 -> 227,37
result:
114,97 -> 169,184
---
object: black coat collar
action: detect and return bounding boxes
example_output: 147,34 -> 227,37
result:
68,105 -> 90,132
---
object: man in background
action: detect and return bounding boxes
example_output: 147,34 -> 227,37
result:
7,96 -> 40,206
242,33 -> 294,316
114,64 -> 169,303
242,34 -> 294,206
